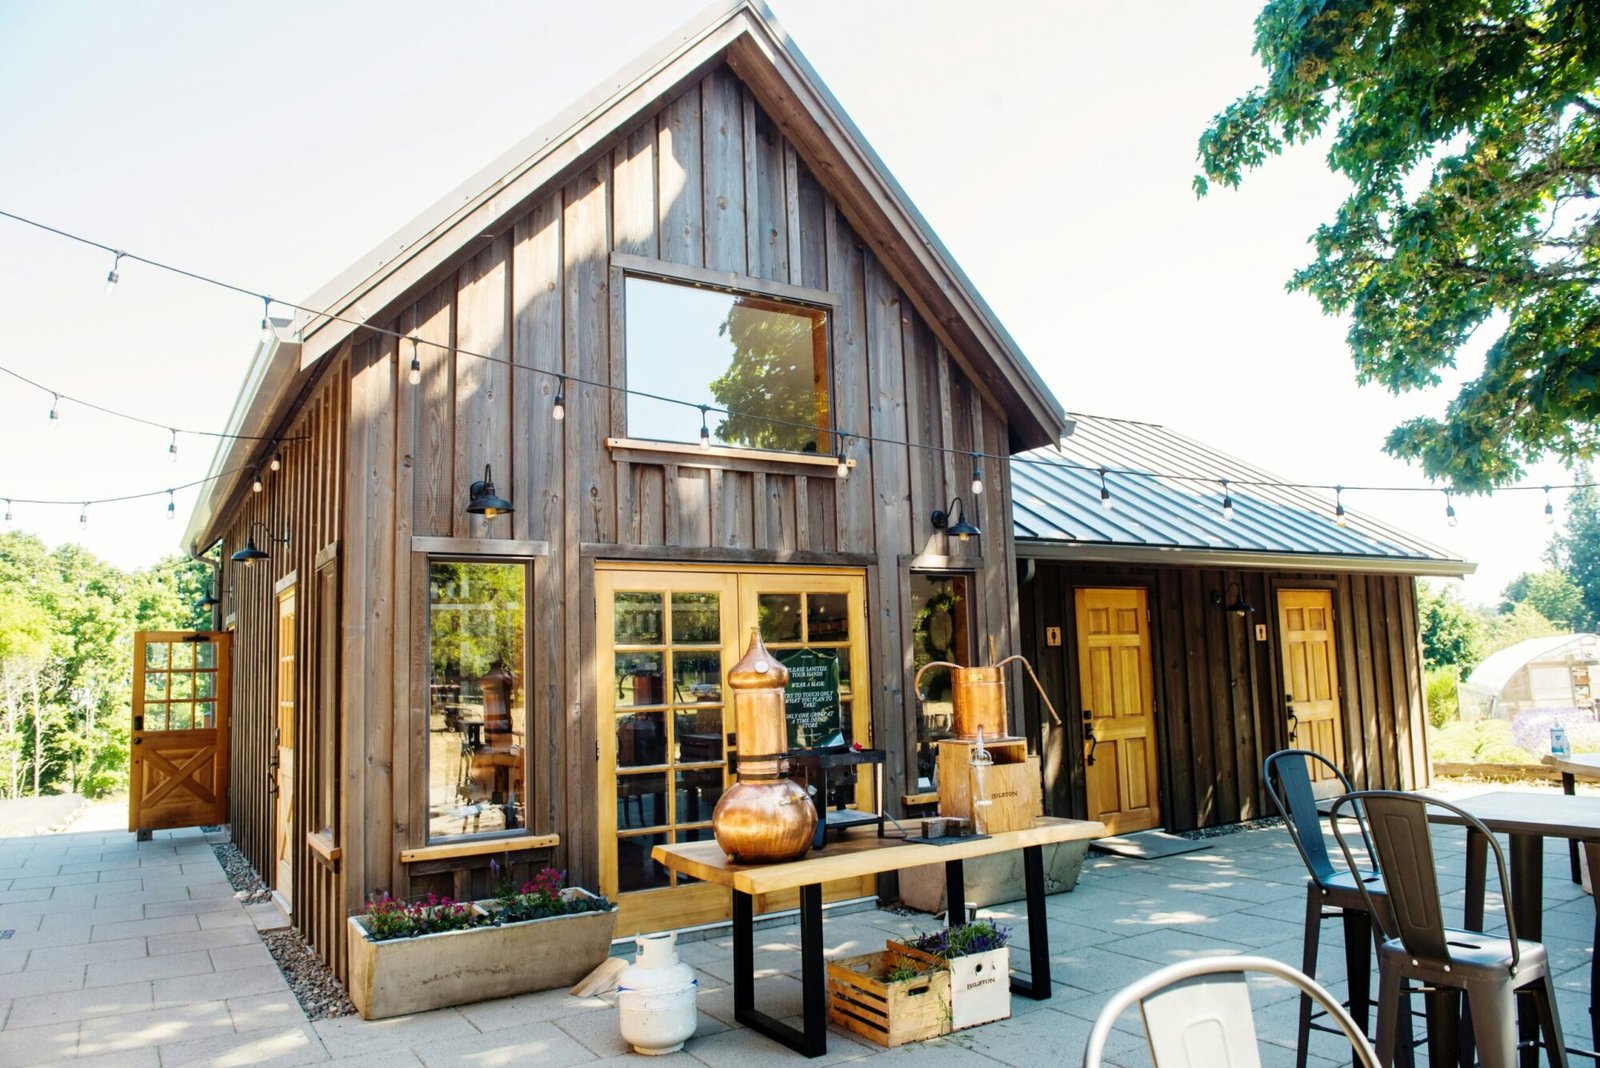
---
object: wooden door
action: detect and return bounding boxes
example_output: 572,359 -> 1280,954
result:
275,588 -> 296,904
1277,589 -> 1345,781
1074,588 -> 1160,835
596,565 -> 872,936
129,632 -> 231,832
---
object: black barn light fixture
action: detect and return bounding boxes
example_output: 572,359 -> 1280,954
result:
230,521 -> 289,567
1210,581 -> 1254,617
466,463 -> 513,518
931,496 -> 980,543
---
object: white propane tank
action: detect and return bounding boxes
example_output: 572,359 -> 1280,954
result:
617,931 -> 698,1055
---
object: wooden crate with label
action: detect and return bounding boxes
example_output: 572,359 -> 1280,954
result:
935,739 -> 1042,835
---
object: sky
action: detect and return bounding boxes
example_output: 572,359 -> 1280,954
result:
0,0 -> 1579,605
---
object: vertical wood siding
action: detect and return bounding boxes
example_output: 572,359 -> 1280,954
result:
1018,561 -> 1431,831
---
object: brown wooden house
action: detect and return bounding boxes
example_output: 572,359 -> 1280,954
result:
1008,413 -> 1472,836
181,0 -> 1070,979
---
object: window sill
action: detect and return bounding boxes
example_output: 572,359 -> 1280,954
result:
307,830 -> 341,867
607,437 -> 853,476
400,832 -> 560,864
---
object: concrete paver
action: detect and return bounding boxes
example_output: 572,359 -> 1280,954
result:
2,788 -> 1598,1065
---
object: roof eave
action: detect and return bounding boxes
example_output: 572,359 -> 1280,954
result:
1014,539 -> 1477,578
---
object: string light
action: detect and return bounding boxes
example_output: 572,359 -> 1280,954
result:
1098,466 -> 1113,511
552,376 -> 566,421
1445,489 -> 1458,527
48,393 -> 59,428
251,469 -> 263,494
836,436 -> 850,480
1220,479 -> 1234,521
167,490 -> 175,521
0,365 -> 298,444
78,504 -> 88,529
269,451 -> 282,473
2,500 -> 10,524
408,337 -> 422,386
104,251 -> 123,293
699,405 -> 711,450
1544,485 -> 1555,525
1334,485 -> 1347,527
168,428 -> 178,463
971,452 -> 984,496
259,296 -> 274,344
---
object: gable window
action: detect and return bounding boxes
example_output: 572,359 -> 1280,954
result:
624,275 -> 831,454
426,558 -> 530,841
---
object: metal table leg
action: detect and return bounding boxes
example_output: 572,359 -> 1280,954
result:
1566,773 -> 1581,883
945,858 -> 966,925
732,885 -> 828,1058
1510,833 -> 1544,1068
1009,844 -> 1052,1000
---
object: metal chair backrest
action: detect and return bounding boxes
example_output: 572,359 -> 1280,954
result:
1082,955 -> 1379,1068
1329,790 -> 1519,969
1263,748 -> 1372,886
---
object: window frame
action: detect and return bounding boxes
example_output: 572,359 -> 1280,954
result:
611,254 -> 839,458
419,548 -> 539,847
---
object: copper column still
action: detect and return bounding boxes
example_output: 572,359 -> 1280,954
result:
711,630 -> 817,864
914,649 -> 1064,739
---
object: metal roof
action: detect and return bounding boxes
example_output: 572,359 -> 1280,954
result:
1011,413 -> 1474,576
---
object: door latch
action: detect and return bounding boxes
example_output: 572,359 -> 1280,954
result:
1082,709 -> 1099,767
1285,692 -> 1298,744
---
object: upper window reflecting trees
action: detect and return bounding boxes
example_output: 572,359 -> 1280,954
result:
624,276 -> 832,454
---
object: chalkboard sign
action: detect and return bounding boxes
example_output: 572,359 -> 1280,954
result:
780,648 -> 844,750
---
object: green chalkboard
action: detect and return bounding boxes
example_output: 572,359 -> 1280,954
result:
780,648 -> 844,750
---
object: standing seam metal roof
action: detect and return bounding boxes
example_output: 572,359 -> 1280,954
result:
1010,413 -> 1469,570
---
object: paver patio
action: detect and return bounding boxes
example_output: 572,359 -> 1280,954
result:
1,791 -> 1594,1067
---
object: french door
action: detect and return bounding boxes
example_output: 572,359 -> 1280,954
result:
129,631 -> 231,832
596,564 -> 871,936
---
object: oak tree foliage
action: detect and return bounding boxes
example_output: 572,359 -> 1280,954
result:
1199,0 -> 1600,488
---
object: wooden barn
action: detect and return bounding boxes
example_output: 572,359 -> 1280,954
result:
1007,414 -> 1472,836
178,0 -> 1070,979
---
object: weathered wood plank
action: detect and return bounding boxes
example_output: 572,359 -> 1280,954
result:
455,236 -> 513,541
825,204 -> 873,554
612,122 -> 658,258
657,86 -> 703,269
700,70 -> 746,274
746,89 -> 789,282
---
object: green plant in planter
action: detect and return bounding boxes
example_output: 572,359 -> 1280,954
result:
362,893 -> 489,941
905,920 -> 1012,959
488,861 -> 612,923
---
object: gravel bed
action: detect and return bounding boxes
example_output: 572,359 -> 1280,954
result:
263,927 -> 357,1020
212,841 -> 357,1019
1174,816 -> 1282,840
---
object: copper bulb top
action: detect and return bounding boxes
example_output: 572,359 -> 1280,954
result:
727,627 -> 788,690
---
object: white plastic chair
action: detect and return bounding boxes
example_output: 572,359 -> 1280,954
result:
1082,955 -> 1379,1068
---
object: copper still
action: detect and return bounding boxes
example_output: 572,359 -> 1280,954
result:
711,630 -> 817,864
915,646 -> 1063,740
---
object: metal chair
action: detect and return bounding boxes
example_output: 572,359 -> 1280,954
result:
1263,748 -> 1399,1068
1330,791 -> 1568,1068
1082,955 -> 1379,1068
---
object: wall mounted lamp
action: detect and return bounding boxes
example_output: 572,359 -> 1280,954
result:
230,521 -> 290,567
194,580 -> 222,612
931,497 -> 981,543
1209,581 -> 1254,617
466,463 -> 514,518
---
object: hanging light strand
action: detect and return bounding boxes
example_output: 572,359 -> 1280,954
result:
1098,466 -> 1113,511
1220,479 -> 1234,521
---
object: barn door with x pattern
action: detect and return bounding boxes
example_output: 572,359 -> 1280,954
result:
129,631 -> 231,833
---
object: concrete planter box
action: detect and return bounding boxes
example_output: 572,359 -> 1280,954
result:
347,890 -> 617,1020
897,839 -> 1088,915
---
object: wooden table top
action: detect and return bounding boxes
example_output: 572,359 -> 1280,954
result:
652,817 -> 1107,896
1432,789 -> 1600,840
1542,752 -> 1600,778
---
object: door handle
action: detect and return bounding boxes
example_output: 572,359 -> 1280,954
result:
1285,692 -> 1298,743
1082,710 -> 1099,767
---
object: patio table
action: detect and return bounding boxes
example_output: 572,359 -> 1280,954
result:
1540,752 -> 1600,882
652,815 -> 1105,1058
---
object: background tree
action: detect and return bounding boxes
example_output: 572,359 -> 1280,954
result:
1500,567 -> 1587,627
1419,581 -> 1487,672
1198,1 -> 1600,489
1549,474 -> 1600,629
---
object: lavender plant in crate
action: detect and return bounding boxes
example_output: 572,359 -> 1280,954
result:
1511,707 -> 1600,757
905,920 -> 1012,959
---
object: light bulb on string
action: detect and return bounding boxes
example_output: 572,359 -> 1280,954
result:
1544,485 -> 1556,525
971,453 -> 984,496
1220,479 -> 1234,521
167,490 -> 175,521
259,296 -> 275,344
168,429 -> 178,463
104,251 -> 123,294
48,393 -> 59,428
252,468 -> 263,494
270,451 -> 281,473
552,376 -> 566,421
699,406 -> 711,450
79,504 -> 88,529
3,500 -> 10,524
835,436 -> 850,480
408,337 -> 421,387
1334,485 -> 1347,527
1445,489 -> 1458,527
1098,467 -> 1113,511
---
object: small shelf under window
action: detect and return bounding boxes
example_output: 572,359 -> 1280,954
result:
607,437 -> 855,475
400,832 -> 560,864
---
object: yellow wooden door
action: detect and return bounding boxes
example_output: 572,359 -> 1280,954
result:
1277,589 -> 1345,781
275,588 -> 296,904
596,565 -> 872,936
129,632 -> 231,832
1074,588 -> 1160,835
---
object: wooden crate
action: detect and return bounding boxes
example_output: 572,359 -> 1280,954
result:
936,739 -> 1042,834
826,950 -> 951,1047
891,941 -> 1011,1030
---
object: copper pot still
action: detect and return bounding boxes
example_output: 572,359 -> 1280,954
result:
915,650 -> 1064,740
711,630 -> 817,864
